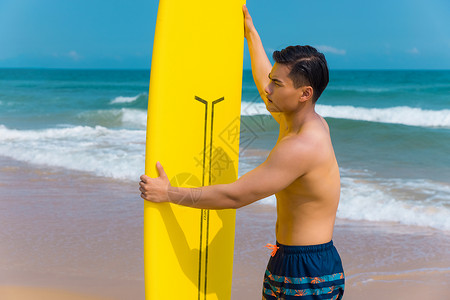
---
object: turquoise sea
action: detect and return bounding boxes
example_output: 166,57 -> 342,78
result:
0,69 -> 449,230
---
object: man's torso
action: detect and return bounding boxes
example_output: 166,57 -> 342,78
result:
274,114 -> 340,246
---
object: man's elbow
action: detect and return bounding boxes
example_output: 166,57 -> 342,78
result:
230,198 -> 245,209
222,191 -> 241,209
223,187 -> 244,209
221,182 -> 258,209
226,190 -> 255,209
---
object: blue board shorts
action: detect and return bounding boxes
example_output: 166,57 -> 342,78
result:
262,241 -> 345,300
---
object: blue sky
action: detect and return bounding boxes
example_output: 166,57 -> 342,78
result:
1,0 -> 449,69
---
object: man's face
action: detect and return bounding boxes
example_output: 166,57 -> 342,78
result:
264,63 -> 303,113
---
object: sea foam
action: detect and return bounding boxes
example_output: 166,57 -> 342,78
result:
1,122 -> 448,231
252,175 -> 450,231
241,102 -> 450,128
77,108 -> 147,129
121,109 -> 147,128
238,155 -> 450,230
316,105 -> 450,128
110,93 -> 146,104
0,125 -> 146,180
338,177 -> 450,230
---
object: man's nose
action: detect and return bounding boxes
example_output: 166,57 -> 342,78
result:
264,84 -> 271,95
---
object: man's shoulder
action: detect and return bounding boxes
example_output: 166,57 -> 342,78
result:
303,116 -> 332,149
284,123 -> 329,149
272,134 -> 317,164
278,126 -> 332,164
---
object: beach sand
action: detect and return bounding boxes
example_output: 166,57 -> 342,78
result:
0,286 -> 111,300
1,156 -> 449,299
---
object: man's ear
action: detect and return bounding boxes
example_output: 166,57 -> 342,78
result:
299,86 -> 314,102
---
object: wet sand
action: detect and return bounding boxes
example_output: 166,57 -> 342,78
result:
1,156 -> 449,299
0,157 -> 144,300
233,206 -> 450,299
0,286 -> 111,300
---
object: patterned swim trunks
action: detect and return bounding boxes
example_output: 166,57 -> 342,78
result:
262,241 -> 344,299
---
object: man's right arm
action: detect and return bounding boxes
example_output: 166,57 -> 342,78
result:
243,5 -> 283,124
140,136 -> 312,209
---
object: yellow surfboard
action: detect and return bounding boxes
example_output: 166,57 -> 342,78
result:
144,1 -> 245,299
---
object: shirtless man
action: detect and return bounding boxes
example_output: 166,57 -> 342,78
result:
139,6 -> 345,299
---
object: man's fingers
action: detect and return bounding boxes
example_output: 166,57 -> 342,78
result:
139,162 -> 169,202
156,161 -> 168,179
243,5 -> 251,20
140,174 -> 150,183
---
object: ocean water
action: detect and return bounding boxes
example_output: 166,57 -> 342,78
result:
0,69 -> 449,230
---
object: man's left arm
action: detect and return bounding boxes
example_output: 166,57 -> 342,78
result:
139,138 -> 311,209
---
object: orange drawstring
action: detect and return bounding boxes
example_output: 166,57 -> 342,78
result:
264,243 -> 279,257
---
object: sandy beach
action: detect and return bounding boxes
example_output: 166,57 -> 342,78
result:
1,156 -> 449,299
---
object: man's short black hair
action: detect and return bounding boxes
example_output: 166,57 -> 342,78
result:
272,45 -> 329,102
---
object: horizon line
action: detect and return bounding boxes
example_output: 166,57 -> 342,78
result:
1,67 -> 450,72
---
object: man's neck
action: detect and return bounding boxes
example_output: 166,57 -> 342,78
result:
282,102 -> 317,134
